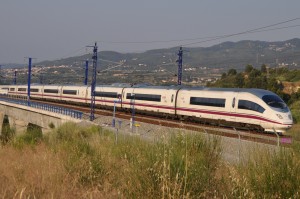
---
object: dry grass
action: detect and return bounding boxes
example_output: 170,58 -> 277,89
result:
288,124 -> 300,141
1,122 -> 300,198
0,143 -> 116,198
0,123 -> 223,198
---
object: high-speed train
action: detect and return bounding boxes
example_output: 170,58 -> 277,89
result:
0,84 -> 293,134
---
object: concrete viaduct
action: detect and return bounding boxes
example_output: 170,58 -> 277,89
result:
0,100 -> 82,135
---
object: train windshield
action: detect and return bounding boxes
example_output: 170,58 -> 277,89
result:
262,95 -> 289,112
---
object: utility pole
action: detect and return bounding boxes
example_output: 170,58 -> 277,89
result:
13,70 -> 17,85
39,73 -> 43,84
86,43 -> 98,121
84,60 -> 89,86
130,94 -> 135,132
0,65 -> 2,84
26,58 -> 32,106
176,47 -> 183,85
25,57 -> 35,106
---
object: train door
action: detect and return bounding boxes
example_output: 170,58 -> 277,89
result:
229,93 -> 237,122
82,87 -> 88,103
120,87 -> 126,108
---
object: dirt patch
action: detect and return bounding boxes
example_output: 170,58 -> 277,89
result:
282,81 -> 300,94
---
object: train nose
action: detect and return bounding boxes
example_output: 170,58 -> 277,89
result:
275,112 -> 293,127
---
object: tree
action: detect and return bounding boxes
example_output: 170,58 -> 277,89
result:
221,73 -> 227,79
245,64 -> 253,73
260,75 -> 268,89
245,69 -> 261,88
267,77 -> 283,93
261,64 -> 267,73
234,73 -> 244,88
227,68 -> 237,76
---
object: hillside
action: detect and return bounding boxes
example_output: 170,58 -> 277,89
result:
1,39 -> 300,86
36,38 -> 300,69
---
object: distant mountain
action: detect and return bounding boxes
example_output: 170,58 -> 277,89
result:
36,38 -> 300,71
1,39 -> 300,86
0,63 -> 24,69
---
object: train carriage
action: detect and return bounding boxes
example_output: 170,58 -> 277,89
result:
41,85 -> 62,101
0,86 -> 9,95
7,85 -> 17,96
28,85 -> 43,99
122,86 -> 179,115
93,85 -> 125,108
15,85 -> 28,97
61,85 -> 88,104
237,89 -> 293,132
176,88 -> 232,121
0,84 -> 293,134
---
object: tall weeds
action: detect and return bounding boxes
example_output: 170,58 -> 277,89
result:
1,122 -> 299,198
226,145 -> 300,198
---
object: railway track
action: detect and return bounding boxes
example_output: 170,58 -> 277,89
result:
28,98 -> 292,147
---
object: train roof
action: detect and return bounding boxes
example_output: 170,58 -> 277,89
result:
1,84 -> 277,98
180,87 -> 275,98
128,85 -> 275,98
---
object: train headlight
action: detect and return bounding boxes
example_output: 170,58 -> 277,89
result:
276,114 -> 283,119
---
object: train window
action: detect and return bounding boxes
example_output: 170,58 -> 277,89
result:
10,88 -> 15,91
95,91 -> 118,98
171,94 -> 174,103
30,88 -> 39,92
190,97 -> 226,107
63,90 -> 77,95
44,89 -> 59,94
238,100 -> 265,113
262,95 -> 288,112
126,93 -> 161,102
1,88 -> 8,90
18,88 -> 26,92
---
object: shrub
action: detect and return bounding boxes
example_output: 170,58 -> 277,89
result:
110,132 -> 222,198
0,116 -> 15,145
47,122 -> 106,187
226,146 -> 300,198
13,124 -> 43,148
48,122 -> 55,129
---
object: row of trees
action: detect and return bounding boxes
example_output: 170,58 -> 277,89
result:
210,64 -> 300,105
214,65 -> 281,91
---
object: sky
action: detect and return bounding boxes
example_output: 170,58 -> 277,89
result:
1,0 -> 300,64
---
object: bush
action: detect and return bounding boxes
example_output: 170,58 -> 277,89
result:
47,122 -> 106,187
226,146 -> 300,198
247,149 -> 300,198
13,124 -> 43,148
110,132 -> 222,198
0,116 -> 15,145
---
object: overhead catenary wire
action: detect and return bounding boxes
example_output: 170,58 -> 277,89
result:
33,17 -> 300,67
98,63 -> 124,73
6,17 -> 297,85
181,17 -> 300,47
95,17 -> 300,47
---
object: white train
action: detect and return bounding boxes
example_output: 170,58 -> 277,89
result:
0,84 -> 293,134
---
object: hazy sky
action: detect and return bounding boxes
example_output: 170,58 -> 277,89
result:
1,0 -> 300,64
